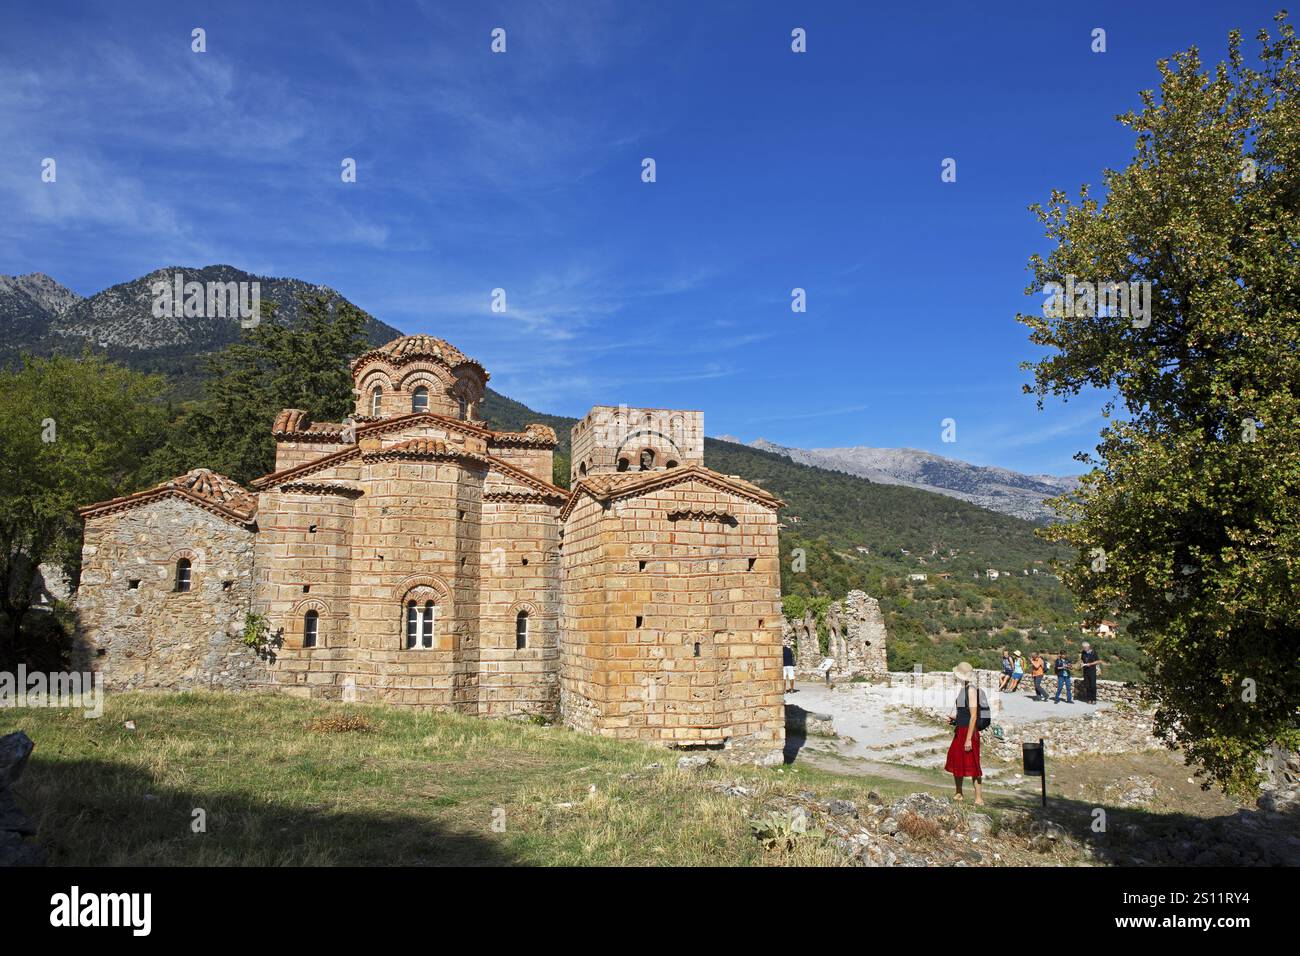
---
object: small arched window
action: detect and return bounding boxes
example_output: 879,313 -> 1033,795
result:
616,457 -> 629,472
303,610 -> 319,648
371,386 -> 383,417
457,395 -> 468,420
174,558 -> 191,592
515,611 -> 529,650
412,386 -> 429,414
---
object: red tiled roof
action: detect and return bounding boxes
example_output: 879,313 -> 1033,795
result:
560,465 -> 783,521
79,469 -> 258,526
489,423 -> 558,447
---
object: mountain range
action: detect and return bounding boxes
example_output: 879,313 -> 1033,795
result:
2,264 -> 1071,525
0,265 -> 402,396
714,437 -> 1077,523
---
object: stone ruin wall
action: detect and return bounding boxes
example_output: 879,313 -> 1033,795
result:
781,589 -> 889,680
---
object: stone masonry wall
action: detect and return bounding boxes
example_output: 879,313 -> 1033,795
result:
76,497 -> 267,690
561,477 -> 784,760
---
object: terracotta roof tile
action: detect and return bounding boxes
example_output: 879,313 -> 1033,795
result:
80,469 -> 257,526
352,334 -> 485,374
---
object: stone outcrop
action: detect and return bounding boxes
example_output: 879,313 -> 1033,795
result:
0,732 -> 44,866
1258,745 -> 1300,814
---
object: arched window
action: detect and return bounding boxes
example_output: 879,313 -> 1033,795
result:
174,558 -> 191,592
406,600 -> 435,649
515,611 -> 529,650
303,610 -> 319,648
412,386 -> 429,414
457,395 -> 468,420
371,386 -> 382,417
616,457 -> 629,472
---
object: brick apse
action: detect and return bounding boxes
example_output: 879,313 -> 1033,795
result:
76,335 -> 786,761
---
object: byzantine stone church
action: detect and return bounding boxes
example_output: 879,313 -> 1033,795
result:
76,335 -> 785,760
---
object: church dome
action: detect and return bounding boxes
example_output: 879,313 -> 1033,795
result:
353,334 -> 484,374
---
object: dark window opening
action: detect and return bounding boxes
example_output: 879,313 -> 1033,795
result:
127,579 -> 141,590
521,557 -> 529,566
302,584 -> 310,593
412,386 -> 430,413
303,610 -> 319,648
222,580 -> 233,591
405,601 -> 418,649
635,615 -> 643,629
638,560 -> 647,571
693,642 -> 701,658
308,524 -> 318,534
515,611 -> 529,650
174,558 -> 191,592
616,457 -> 629,472
747,557 -> 756,571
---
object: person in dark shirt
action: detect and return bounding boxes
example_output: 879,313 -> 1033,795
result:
782,644 -> 796,693
1080,643 -> 1103,704
1053,650 -> 1073,703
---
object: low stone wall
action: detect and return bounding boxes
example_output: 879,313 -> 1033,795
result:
882,668 -> 1143,706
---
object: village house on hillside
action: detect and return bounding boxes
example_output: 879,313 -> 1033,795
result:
73,334 -> 787,763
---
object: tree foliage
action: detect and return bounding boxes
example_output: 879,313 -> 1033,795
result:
1018,13 -> 1300,794
146,293 -> 369,487
0,353 -> 167,665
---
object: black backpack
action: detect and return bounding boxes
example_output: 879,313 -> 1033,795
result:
959,684 -> 992,730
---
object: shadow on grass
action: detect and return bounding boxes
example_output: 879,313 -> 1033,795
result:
19,756 -> 519,866
970,789 -> 1299,866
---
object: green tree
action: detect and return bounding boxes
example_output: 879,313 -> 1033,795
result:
0,353 -> 167,665
148,293 -> 370,486
1019,13 -> 1300,795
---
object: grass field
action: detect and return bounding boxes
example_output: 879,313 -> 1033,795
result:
5,692 -> 956,866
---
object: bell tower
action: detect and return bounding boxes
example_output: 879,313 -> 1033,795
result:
569,405 -> 703,483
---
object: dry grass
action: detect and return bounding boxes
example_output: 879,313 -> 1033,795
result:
304,712 -> 373,734
3,691 -> 936,866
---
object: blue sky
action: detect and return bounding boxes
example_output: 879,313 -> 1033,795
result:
0,1 -> 1281,475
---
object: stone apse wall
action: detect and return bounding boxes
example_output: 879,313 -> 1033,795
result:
560,474 -> 785,761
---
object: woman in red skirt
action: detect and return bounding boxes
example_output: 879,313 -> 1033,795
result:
945,661 -> 984,805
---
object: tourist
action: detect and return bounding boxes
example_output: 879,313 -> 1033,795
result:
1053,650 -> 1073,704
782,644 -> 796,693
998,650 -> 1013,691
945,661 -> 984,805
1080,642 -> 1103,704
819,656 -> 835,687
1008,650 -> 1025,692
1029,652 -> 1047,700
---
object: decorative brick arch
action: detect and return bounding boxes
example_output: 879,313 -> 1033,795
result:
168,547 -> 201,565
396,363 -> 455,391
508,599 -> 540,618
